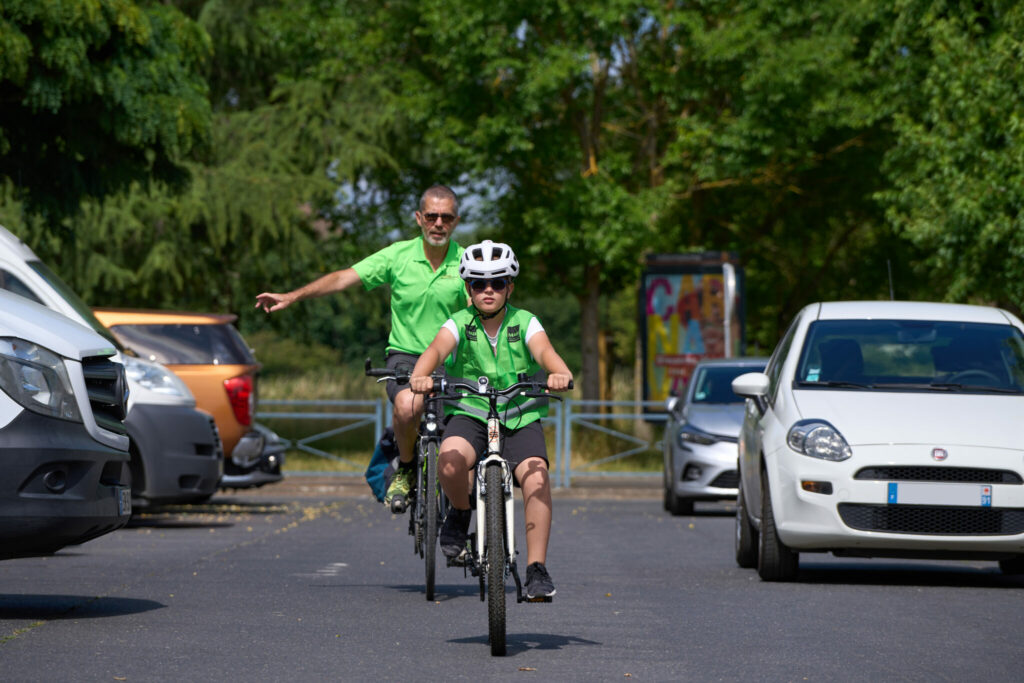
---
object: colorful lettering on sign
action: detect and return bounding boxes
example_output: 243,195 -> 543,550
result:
644,273 -> 728,401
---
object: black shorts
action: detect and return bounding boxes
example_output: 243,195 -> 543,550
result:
384,351 -> 447,403
384,352 -> 419,404
442,414 -> 548,475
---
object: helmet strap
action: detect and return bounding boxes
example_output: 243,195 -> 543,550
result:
474,303 -> 507,321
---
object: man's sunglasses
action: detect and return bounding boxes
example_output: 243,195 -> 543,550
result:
422,212 -> 457,224
469,278 -> 508,293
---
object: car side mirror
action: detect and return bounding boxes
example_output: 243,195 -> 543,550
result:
665,395 -> 679,415
732,372 -> 770,415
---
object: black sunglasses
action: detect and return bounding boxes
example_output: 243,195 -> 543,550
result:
469,278 -> 508,293
423,212 -> 456,224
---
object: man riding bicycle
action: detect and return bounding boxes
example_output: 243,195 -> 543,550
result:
409,240 -> 573,600
255,185 -> 467,510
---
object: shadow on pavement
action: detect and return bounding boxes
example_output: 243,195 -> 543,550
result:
796,562 -> 1024,588
0,594 -> 165,620
449,631 -> 601,656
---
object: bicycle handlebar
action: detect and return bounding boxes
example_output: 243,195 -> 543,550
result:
364,358 -> 573,397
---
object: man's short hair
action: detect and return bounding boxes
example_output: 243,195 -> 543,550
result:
420,185 -> 459,214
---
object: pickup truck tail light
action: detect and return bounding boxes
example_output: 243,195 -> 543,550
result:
224,375 -> 253,426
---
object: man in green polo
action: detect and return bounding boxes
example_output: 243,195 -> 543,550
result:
255,185 -> 466,509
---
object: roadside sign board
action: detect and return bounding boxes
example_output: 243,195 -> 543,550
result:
640,252 -> 745,404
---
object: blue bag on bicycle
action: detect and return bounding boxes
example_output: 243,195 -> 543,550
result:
365,427 -> 399,503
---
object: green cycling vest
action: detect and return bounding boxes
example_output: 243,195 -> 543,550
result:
443,305 -> 548,428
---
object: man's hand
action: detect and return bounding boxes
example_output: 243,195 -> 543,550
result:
409,375 -> 434,395
254,292 -> 295,313
546,373 -> 573,392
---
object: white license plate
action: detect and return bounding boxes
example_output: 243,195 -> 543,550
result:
887,482 -> 992,507
117,486 -> 132,516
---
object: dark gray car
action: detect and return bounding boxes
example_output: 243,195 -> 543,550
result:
663,357 -> 767,515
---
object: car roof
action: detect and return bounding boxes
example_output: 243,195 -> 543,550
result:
93,308 -> 238,326
813,301 -> 1014,324
693,356 -> 769,368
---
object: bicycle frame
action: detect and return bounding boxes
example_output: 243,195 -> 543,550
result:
364,359 -> 448,601
473,414 -> 516,587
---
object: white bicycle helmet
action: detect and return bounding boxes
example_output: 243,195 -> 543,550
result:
459,239 -> 520,280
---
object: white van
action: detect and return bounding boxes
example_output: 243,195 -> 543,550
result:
0,289 -> 131,557
0,226 -> 222,505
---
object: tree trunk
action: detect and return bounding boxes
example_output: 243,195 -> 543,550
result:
578,263 -> 601,401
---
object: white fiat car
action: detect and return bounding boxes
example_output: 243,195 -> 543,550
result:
732,301 -> 1024,581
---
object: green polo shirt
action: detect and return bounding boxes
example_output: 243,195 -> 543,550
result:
352,236 -> 466,355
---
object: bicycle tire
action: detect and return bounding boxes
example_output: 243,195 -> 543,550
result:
413,458 -> 425,558
485,463 -> 507,656
424,439 -> 439,601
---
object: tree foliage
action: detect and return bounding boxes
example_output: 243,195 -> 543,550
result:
0,0 -> 211,218
877,0 -> 1024,311
3,0 -> 1022,397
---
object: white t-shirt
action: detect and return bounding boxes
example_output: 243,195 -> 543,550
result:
442,315 -> 544,361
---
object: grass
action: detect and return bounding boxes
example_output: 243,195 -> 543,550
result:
259,363 -> 664,474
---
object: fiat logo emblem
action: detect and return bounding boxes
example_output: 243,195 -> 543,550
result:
932,448 -> 948,462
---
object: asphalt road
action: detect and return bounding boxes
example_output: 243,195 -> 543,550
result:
2,479 -> 1023,681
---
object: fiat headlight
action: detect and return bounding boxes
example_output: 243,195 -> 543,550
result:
123,355 -> 192,398
787,420 -> 852,461
0,337 -> 82,422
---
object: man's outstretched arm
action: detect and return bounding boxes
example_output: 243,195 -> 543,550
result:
255,268 -> 362,313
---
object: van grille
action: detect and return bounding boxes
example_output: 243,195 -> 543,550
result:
82,355 -> 128,435
206,415 -> 224,459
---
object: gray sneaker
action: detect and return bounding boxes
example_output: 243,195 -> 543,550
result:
524,562 -> 555,600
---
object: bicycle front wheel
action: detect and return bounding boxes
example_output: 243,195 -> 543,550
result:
424,439 -> 439,601
485,463 -> 507,656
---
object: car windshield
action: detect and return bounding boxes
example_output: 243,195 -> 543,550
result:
794,319 -> 1024,393
690,365 -> 763,403
108,323 -> 256,365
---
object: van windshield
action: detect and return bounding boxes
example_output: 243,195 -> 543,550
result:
28,260 -> 122,350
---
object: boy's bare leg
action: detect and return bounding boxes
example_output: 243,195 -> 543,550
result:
438,436 -> 476,509
516,457 -> 552,565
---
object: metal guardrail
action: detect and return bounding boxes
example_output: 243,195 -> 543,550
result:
561,400 -> 666,488
258,398 -> 666,489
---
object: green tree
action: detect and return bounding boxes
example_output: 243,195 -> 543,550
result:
0,0 -> 211,219
877,0 -> 1024,312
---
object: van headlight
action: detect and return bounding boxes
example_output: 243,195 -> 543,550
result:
123,356 -> 192,398
787,420 -> 852,461
0,337 -> 82,422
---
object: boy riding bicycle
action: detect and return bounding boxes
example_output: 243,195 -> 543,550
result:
409,240 -> 573,600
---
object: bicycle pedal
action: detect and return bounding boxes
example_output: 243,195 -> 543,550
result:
445,548 -> 469,567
